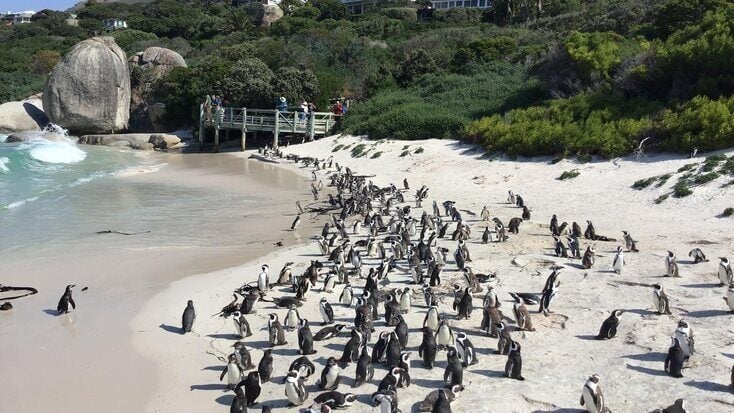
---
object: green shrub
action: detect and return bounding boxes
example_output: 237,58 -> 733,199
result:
399,150 -> 409,157
351,143 -> 366,157
655,194 -> 669,204
332,144 -> 344,152
673,181 -> 693,198
692,172 -> 720,185
678,163 -> 696,172
110,29 -> 158,53
380,8 -> 417,22
414,147 -> 424,154
371,151 -> 382,158
632,177 -> 656,189
656,173 -> 672,187
721,157 -> 734,175
557,169 -> 581,180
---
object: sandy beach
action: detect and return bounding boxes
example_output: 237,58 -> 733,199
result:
125,136 -> 733,413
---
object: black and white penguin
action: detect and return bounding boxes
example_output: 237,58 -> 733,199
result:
508,217 -> 522,234
288,356 -> 316,380
290,214 -> 302,231
258,265 -> 270,293
220,353 -> 244,390
314,324 -> 346,341
553,236 -> 568,258
372,331 -> 390,364
582,246 -> 596,269
432,387 -> 452,413
435,317 -> 455,349
386,331 -> 402,368
423,283 -> 437,307
384,293 -> 400,326
666,251 -> 680,278
652,284 -> 672,315
233,311 -> 252,338
612,246 -> 624,274
595,310 -> 623,340
57,284 -> 76,315
267,313 -> 287,346
276,262 -> 294,285
314,391 -> 358,409
319,298 -> 335,325
284,305 -> 302,331
688,248 -> 707,263
298,319 -> 317,355
495,322 -> 511,355
239,291 -> 259,314
539,281 -> 559,316
510,292 -> 535,331
319,357 -> 341,390
339,284 -> 354,306
377,367 -> 403,393
443,347 -> 464,386
664,337 -> 685,378
725,283 -> 734,313
323,271 -> 338,293
504,340 -> 524,381
417,385 -> 463,413
258,349 -> 273,382
580,374 -> 607,413
355,347 -> 374,387
373,390 -> 399,413
622,230 -> 638,252
399,287 -> 412,314
673,320 -> 695,359
339,329 -> 362,366
454,332 -> 477,367
284,370 -> 308,407
455,287 -> 473,320
243,371 -> 261,406
233,341 -> 255,370
419,326 -> 438,369
181,299 -> 195,334
718,257 -> 733,286
230,385 -> 247,413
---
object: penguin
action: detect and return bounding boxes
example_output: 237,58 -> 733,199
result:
507,190 -> 516,205
595,310 -> 622,340
220,353 -> 244,390
612,246 -> 624,274
455,287 -> 473,320
553,236 -> 568,257
284,370 -> 309,407
397,352 -> 411,388
664,337 -> 685,378
386,331 -> 402,368
314,324 -> 346,341
276,262 -> 294,285
181,299 -> 195,333
340,284 -> 354,306
258,265 -> 270,294
377,367 -> 403,393
233,311 -> 253,338
622,230 -> 638,252
432,387 -> 452,413
666,251 -> 680,278
419,326 -> 438,369
496,322 -> 511,355
399,287 -> 412,314
504,340 -> 524,381
323,271 -> 338,293
482,226 -> 492,244
423,284 -> 437,308
243,371 -> 261,406
550,215 -> 559,235
652,284 -> 672,315
539,281 -> 559,316
384,294 -> 400,326
233,341 -> 255,370
718,257 -> 733,286
582,246 -> 596,269
319,298 -> 335,325
454,332 -> 477,367
230,385 -> 247,413
355,347 -> 374,387
319,357 -> 341,390
286,356 -> 315,382
239,291 -> 259,314
373,390 -> 399,413
510,292 -> 535,331
395,315 -> 409,350
522,206 -> 530,220
267,313 -> 287,346
568,235 -> 581,258
258,349 -> 273,382
291,214 -> 302,231
285,305 -> 301,331
725,283 -> 734,313
57,284 -> 76,315
340,329 -> 362,366
580,374 -> 607,413
674,320 -> 694,359
418,385 -> 463,412
508,217 -> 522,234
435,317 -> 455,349
481,305 -> 502,337
443,347 -> 463,386
372,331 -> 391,364
481,206 -> 490,221
298,319 -> 317,355
688,248 -> 707,263
314,391 -> 358,409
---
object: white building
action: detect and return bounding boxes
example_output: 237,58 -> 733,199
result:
103,18 -> 128,32
431,0 -> 492,9
2,11 -> 35,24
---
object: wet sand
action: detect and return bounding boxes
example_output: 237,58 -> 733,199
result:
0,151 -> 318,413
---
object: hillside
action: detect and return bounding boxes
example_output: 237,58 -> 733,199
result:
1,0 -> 733,157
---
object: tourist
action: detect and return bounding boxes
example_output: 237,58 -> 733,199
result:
343,98 -> 350,114
204,95 -> 212,121
300,101 -> 309,123
277,96 -> 288,112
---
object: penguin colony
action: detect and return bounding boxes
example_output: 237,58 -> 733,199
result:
165,151 -> 734,413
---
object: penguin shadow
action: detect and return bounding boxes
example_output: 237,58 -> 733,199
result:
207,333 -> 242,340
410,377 -> 447,389
42,309 -> 59,316
574,335 -> 598,341
272,348 -> 300,356
622,351 -> 666,362
625,364 -> 668,377
214,394 -> 235,406
684,309 -> 732,318
202,366 -> 224,371
722,353 -> 734,360
684,380 -> 733,393
452,326 -> 486,339
623,308 -> 655,316
246,340 -> 272,350
159,323 -> 183,334
191,383 -> 228,392
470,369 -> 505,378
324,342 -> 345,351
530,409 -> 586,413
681,283 -> 721,289
565,263 -> 586,270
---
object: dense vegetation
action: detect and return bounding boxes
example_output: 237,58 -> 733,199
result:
1,0 -> 733,157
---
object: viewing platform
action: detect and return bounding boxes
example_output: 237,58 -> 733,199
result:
199,107 -> 339,152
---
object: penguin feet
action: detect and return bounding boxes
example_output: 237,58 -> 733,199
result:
515,376 -> 525,381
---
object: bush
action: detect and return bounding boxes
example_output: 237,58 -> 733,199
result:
351,143 -> 366,157
380,8 -> 417,22
371,151 -> 383,158
110,29 -> 158,53
673,181 -> 693,197
632,177 -> 656,189
557,169 -> 581,180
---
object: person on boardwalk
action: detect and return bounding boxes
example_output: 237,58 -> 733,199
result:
204,95 -> 212,121
277,96 -> 288,112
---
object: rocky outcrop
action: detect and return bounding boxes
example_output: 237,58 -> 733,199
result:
261,5 -> 284,28
78,133 -> 181,150
43,37 -> 130,134
0,98 -> 49,132
128,47 -> 187,132
6,131 -> 73,143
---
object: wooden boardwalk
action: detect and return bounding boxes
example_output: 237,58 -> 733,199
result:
199,107 -> 338,152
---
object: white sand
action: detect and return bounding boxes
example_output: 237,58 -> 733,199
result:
131,136 -> 733,413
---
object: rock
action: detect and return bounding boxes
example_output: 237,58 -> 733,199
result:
6,131 -> 73,143
139,47 -> 186,70
128,47 -> 186,132
148,134 -> 180,149
0,98 -> 49,132
43,37 -> 130,134
261,5 -> 284,27
132,142 -> 155,151
108,140 -> 132,148
78,133 -> 150,147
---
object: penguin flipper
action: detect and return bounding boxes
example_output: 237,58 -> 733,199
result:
220,366 -> 228,381
69,297 -> 76,310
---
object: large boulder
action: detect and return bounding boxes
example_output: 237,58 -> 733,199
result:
43,37 -> 130,134
132,47 -> 186,74
261,5 -> 284,28
0,98 -> 49,132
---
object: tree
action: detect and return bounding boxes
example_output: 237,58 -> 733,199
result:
309,0 -> 349,21
395,48 -> 437,86
217,58 -> 275,108
272,66 -> 320,104
32,50 -> 60,74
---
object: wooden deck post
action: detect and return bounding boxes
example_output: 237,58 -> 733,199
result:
214,127 -> 220,153
240,107 -> 247,151
273,109 -> 280,149
308,113 -> 316,141
198,105 -> 205,151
